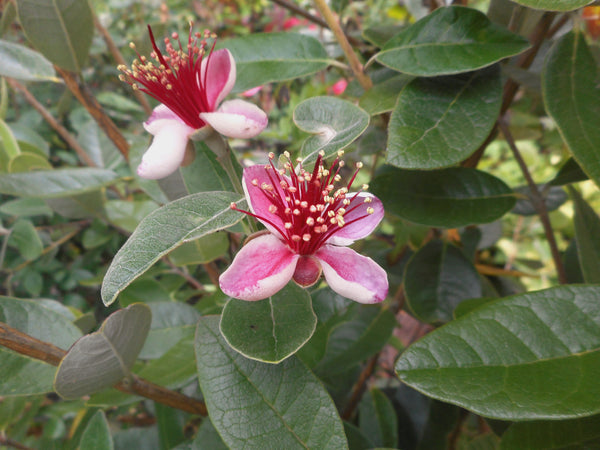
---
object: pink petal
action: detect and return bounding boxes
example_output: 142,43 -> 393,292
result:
219,234 -> 299,301
137,119 -> 193,180
200,49 -> 236,109
327,192 -> 385,246
199,99 -> 268,139
143,104 -> 191,135
242,165 -> 289,237
316,245 -> 388,304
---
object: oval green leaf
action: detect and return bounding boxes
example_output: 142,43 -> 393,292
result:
16,0 -> 93,72
220,283 -> 316,363
387,67 -> 501,169
543,31 -> 600,189
511,185 -> 567,216
396,285 -> 600,420
569,186 -> 600,283
511,0 -> 593,11
195,316 -> 348,449
222,32 -> 330,93
404,239 -> 482,324
54,303 -> 151,399
101,192 -> 245,306
0,39 -> 58,82
371,167 -> 516,228
79,410 -> 114,450
359,74 -> 413,116
375,6 -> 529,76
294,96 -> 370,164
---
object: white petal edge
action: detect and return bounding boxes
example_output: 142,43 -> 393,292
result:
200,99 -> 268,139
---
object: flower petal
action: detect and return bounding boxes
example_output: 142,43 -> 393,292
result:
316,245 -> 388,304
143,104 -> 192,135
242,164 -> 290,237
137,119 -> 193,180
327,192 -> 385,246
219,234 -> 299,301
200,99 -> 268,139
200,48 -> 236,109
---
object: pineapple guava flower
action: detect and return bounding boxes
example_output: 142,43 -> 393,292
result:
119,25 -> 268,179
219,152 -> 388,303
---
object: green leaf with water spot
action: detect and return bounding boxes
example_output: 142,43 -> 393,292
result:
101,192 -> 245,306
294,96 -> 370,164
396,285 -> 600,420
511,0 -> 593,11
220,283 -> 316,363
543,31 -> 600,189
387,66 -> 501,169
195,316 -> 348,449
375,6 -> 529,76
0,39 -> 58,82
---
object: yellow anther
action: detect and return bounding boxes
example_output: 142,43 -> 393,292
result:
363,197 -> 372,203
293,209 -> 300,215
230,202 -> 237,209
356,162 -> 364,169
268,205 -> 278,214
302,234 -> 311,242
284,222 -> 292,229
292,235 -> 301,242
337,150 -> 345,157
362,184 -> 369,190
338,208 -> 346,215
129,42 -> 136,49
309,205 -> 317,213
300,201 -> 308,208
306,217 -> 315,226
251,179 -> 259,186
367,207 -> 374,214
268,152 -> 275,159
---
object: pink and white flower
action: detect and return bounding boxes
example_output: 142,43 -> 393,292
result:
219,152 -> 388,303
119,26 -> 268,179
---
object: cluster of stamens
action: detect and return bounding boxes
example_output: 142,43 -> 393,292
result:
118,24 -> 217,129
232,151 -> 374,255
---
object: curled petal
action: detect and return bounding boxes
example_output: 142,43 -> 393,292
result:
219,234 -> 299,301
137,119 -> 194,180
143,104 -> 190,135
200,48 -> 236,109
316,245 -> 388,304
200,99 -> 268,139
327,192 -> 385,246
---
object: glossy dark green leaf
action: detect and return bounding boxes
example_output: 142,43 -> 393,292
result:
79,410 -> 113,450
358,388 -> 398,448
220,283 -> 316,363
387,67 -> 501,169
294,96 -> 370,164
511,0 -> 593,11
0,168 -> 118,198
371,167 -> 516,228
16,0 -> 93,72
375,6 -> 529,76
500,414 -> 600,449
396,285 -> 600,419
404,240 -> 482,324
101,192 -> 245,306
0,39 -> 57,82
511,185 -> 567,216
222,33 -> 330,93
359,74 -> 413,116
195,316 -> 348,449
569,187 -> 600,283
543,31 -> 600,189
54,304 -> 151,399
549,158 -> 588,186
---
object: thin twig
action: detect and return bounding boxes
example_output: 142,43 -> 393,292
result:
271,0 -> 328,29
93,14 -> 152,115
0,435 -> 34,450
498,119 -> 567,284
0,322 -> 207,416
313,0 -> 372,90
6,78 -> 97,167
341,353 -> 379,420
55,67 -> 130,160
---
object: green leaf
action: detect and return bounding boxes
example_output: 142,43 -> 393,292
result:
500,414 -> 600,449
395,285 -> 600,420
16,0 -> 93,72
404,239 -> 482,324
569,186 -> 600,283
371,167 -> 516,228
294,96 -> 370,164
0,197 -> 53,217
222,32 -> 330,93
387,67 -> 501,169
543,31 -> 600,189
101,192 -> 245,306
0,118 -> 20,159
8,152 -> 52,173
0,168 -> 118,198
105,199 -> 158,233
8,219 -> 43,261
375,6 -> 529,76
192,418 -> 228,450
195,316 -> 348,449
220,283 -> 317,363
168,233 -> 229,265
155,402 -> 185,450
359,74 -> 413,116
45,190 -> 106,219
181,141 -> 236,194
549,158 -> 588,186
54,303 -> 152,399
510,0 -> 593,11
77,120 -> 124,170
0,39 -> 58,81
358,388 -> 398,448
511,185 -> 567,216
79,411 -> 114,450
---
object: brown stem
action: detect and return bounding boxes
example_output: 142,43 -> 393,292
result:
498,119 -> 567,284
0,322 -> 207,416
55,67 -> 129,160
341,353 -> 379,420
313,0 -> 372,90
93,14 -> 152,115
5,78 -> 97,167
0,435 -> 34,450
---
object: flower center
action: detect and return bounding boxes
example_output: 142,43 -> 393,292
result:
118,24 -> 216,129
232,151 -> 375,255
